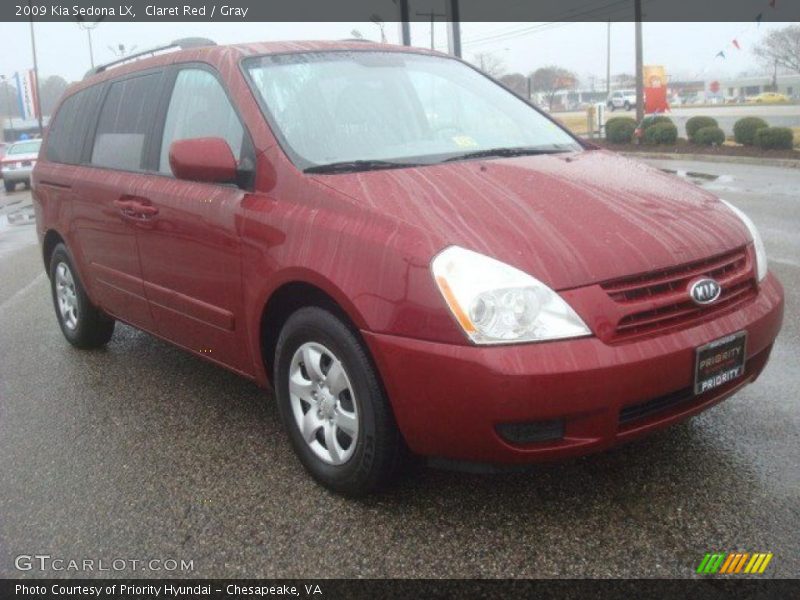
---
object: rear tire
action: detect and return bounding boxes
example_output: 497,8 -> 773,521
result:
49,243 -> 115,349
4,180 -> 14,193
624,101 -> 631,111
274,307 -> 403,495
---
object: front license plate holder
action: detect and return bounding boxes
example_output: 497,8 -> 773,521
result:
694,331 -> 747,395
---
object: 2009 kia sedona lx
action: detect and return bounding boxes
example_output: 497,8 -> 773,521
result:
33,39 -> 784,495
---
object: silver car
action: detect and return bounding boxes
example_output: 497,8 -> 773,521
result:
2,139 -> 42,192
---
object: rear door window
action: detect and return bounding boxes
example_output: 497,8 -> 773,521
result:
90,72 -> 162,171
158,68 -> 244,174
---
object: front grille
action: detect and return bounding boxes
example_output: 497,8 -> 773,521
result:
601,247 -> 757,341
619,387 -> 694,425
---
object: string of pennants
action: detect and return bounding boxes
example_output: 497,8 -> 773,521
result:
692,0 -> 779,79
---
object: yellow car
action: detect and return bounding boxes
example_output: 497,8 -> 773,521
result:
749,92 -> 790,104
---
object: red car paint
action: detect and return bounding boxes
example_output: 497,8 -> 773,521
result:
32,41 -> 784,465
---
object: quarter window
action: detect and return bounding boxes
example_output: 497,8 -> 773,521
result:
159,69 -> 244,175
45,85 -> 102,164
91,73 -> 162,171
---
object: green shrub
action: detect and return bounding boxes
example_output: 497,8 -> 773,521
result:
605,117 -> 637,144
693,125 -> 725,146
754,127 -> 794,150
686,116 -> 718,141
641,115 -> 674,131
733,117 -> 768,146
643,122 -> 678,145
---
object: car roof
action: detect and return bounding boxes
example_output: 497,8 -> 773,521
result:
69,40 -> 442,95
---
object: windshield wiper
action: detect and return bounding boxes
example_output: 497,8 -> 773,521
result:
443,146 -> 573,163
304,159 -> 424,174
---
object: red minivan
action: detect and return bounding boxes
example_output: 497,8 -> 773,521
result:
32,39 -> 784,494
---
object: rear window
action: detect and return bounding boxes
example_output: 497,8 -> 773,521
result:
45,86 -> 102,164
8,140 -> 41,155
90,73 -> 162,171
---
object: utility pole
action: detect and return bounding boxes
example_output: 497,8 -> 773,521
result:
606,20 -> 611,96
416,9 -> 447,50
398,0 -> 411,46
28,4 -> 43,136
446,0 -> 462,58
634,0 -> 644,126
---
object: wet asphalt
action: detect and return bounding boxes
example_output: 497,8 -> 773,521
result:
0,160 -> 798,579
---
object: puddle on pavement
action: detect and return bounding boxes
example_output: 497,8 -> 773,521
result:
660,168 -> 736,189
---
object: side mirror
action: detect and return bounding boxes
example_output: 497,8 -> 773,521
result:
169,137 -> 237,184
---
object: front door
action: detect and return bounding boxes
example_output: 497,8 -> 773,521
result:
134,67 -> 254,375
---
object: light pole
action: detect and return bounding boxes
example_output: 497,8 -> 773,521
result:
634,0 -> 644,126
370,15 -> 387,43
606,20 -> 611,97
76,16 -> 104,69
27,3 -> 44,136
108,43 -> 137,58
416,8 -> 447,50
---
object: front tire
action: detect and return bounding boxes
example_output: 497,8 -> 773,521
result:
49,243 -> 115,348
624,101 -> 631,111
274,307 -> 403,495
4,180 -> 14,193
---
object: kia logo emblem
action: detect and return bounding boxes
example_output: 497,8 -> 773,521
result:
689,278 -> 722,305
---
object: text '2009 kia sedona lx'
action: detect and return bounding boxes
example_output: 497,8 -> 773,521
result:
32,39 -> 784,495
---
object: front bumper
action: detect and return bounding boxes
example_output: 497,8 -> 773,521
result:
364,273 -> 783,464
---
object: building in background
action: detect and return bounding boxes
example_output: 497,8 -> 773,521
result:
715,73 -> 800,101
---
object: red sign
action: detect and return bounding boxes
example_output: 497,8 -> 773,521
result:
709,81 -> 720,94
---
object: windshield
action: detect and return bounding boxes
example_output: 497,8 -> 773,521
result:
8,140 -> 41,155
244,51 -> 581,171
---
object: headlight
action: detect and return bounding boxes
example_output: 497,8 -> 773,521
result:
431,246 -> 591,345
720,199 -> 767,281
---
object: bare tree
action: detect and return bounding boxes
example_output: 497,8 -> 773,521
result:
39,75 -> 70,116
472,53 -> 506,78
498,73 -> 528,98
530,66 -> 577,111
612,73 -> 636,88
0,77 -> 21,124
753,24 -> 800,75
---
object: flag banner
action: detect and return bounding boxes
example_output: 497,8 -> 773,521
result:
14,70 -> 38,121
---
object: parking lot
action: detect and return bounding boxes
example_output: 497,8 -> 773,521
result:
0,159 -> 798,578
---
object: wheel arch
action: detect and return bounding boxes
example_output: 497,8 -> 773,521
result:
258,277 -> 369,386
42,229 -> 67,273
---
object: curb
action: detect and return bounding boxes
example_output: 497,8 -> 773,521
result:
620,152 -> 800,169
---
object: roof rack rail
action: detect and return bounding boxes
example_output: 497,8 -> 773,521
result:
83,37 -> 216,79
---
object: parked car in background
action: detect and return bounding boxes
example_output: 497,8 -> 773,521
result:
33,39 -> 784,495
0,142 -> 6,179
748,92 -> 790,104
2,139 -> 42,192
607,89 -> 637,111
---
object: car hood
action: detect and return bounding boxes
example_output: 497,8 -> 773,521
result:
312,150 -> 750,290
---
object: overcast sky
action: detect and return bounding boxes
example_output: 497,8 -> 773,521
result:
0,21 -> 790,86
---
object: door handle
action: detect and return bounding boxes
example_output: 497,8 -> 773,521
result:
115,195 -> 159,220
